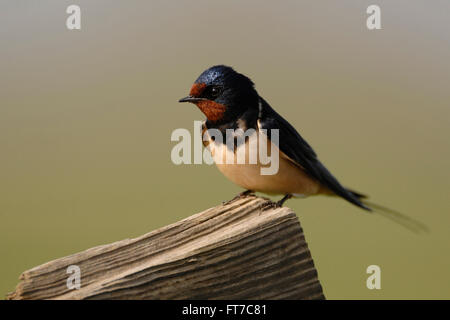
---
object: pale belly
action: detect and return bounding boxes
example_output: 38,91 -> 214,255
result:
206,130 -> 321,196
216,160 -> 321,196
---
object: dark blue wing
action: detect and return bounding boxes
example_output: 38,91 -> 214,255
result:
258,97 -> 370,210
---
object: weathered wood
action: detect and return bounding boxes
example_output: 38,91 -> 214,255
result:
7,196 -> 324,300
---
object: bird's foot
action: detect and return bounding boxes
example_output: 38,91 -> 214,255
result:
276,194 -> 293,207
261,194 -> 292,211
260,194 -> 293,211
259,200 -> 276,211
222,190 -> 254,205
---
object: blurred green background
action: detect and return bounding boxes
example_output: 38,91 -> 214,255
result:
1,0 -> 449,299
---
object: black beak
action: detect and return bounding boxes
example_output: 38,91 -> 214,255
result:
178,96 -> 205,103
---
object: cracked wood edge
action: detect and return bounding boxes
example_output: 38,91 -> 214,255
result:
7,196 -> 324,300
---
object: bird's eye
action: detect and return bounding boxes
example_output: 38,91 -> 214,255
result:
204,86 -> 222,100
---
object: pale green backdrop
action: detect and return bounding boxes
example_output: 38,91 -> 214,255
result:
1,1 -> 449,299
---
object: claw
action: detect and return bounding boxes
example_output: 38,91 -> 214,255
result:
275,194 -> 293,207
260,200 -> 277,211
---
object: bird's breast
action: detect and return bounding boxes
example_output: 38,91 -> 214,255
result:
203,126 -> 321,196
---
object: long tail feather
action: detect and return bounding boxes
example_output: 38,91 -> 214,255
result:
346,188 -> 429,233
362,200 -> 429,234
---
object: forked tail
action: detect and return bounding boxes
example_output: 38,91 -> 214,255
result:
362,200 -> 429,234
348,189 -> 429,234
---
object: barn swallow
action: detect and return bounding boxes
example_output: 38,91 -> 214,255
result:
179,65 -> 427,232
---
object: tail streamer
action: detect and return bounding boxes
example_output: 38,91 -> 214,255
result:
362,200 -> 429,234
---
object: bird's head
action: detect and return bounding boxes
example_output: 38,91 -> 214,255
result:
179,65 -> 259,124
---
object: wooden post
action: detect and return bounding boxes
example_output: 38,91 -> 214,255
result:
7,196 -> 324,300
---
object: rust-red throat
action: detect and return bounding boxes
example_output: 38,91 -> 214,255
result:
189,82 -> 226,122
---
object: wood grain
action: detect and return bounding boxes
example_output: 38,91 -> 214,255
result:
7,196 -> 324,300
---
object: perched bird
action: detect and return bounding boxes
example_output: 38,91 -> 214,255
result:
179,65 -> 426,232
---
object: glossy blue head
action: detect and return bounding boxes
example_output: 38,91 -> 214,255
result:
179,65 -> 259,124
